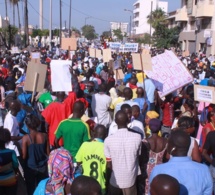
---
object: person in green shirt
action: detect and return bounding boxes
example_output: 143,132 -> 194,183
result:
76,125 -> 107,194
54,101 -> 91,160
38,91 -> 55,109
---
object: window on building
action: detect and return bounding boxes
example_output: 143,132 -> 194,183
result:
190,21 -> 196,30
201,18 -> 212,29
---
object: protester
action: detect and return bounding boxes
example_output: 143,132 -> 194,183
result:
34,148 -> 74,195
202,131 -> 215,194
145,111 -> 160,138
140,118 -> 167,195
22,114 -> 49,195
70,175 -> 102,195
54,101 -> 91,160
150,174 -> 180,195
109,104 -> 144,138
150,129 -> 213,195
91,84 -> 112,127
104,110 -> 141,195
76,125 -> 107,194
0,128 -> 19,195
177,116 -> 201,162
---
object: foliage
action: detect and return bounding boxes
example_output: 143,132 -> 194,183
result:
71,27 -> 81,36
101,31 -> 111,39
0,25 -> 18,49
113,29 -> 124,41
147,8 -> 179,48
81,25 -> 97,40
147,8 -> 168,28
152,25 -> 179,48
32,29 -> 49,37
135,33 -> 151,44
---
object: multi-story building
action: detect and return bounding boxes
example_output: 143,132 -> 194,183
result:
0,16 -> 9,28
133,0 -> 168,36
110,22 -> 129,39
173,0 -> 215,55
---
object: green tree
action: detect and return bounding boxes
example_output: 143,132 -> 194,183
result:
81,25 -> 97,40
152,25 -> 179,48
113,29 -> 123,41
0,25 -> 18,49
101,30 -> 111,38
135,33 -> 151,45
147,8 -> 168,29
71,27 -> 81,36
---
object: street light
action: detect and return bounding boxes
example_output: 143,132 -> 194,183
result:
85,16 -> 91,26
124,9 -> 133,37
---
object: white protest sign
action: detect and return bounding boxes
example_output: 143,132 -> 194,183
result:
50,60 -> 72,92
31,52 -> 40,59
109,42 -> 121,52
194,85 -> 215,103
11,47 -> 19,54
144,50 -> 193,97
123,43 -> 138,52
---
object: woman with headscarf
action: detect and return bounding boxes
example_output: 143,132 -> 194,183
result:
138,119 -> 167,195
145,111 -> 160,138
33,148 -> 74,195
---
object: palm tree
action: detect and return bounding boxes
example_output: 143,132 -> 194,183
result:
5,0 -> 8,23
8,0 -> 19,26
147,8 -> 168,29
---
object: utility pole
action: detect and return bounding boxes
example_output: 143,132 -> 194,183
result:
49,0 -> 52,51
60,0 -> 62,46
24,0 -> 29,47
149,1 -> 153,45
69,0 -> 72,37
39,0 -> 43,29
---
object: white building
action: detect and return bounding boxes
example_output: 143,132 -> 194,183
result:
133,0 -> 168,36
0,16 -> 9,28
110,22 -> 129,39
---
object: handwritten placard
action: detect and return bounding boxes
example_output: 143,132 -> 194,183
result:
144,50 -> 193,97
31,52 -> 40,59
194,85 -> 215,103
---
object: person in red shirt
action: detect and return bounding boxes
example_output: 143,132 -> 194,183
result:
42,91 -> 76,147
200,111 -> 215,152
161,94 -> 174,137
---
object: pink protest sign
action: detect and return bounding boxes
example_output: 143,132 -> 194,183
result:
144,50 -> 193,98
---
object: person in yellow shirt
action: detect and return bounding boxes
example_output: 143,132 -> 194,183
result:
110,85 -> 125,111
145,111 -> 161,137
136,71 -> 146,83
76,125 -> 107,194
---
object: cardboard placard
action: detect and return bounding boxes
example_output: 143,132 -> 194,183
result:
142,53 -> 153,71
96,49 -> 102,59
113,59 -> 121,70
132,53 -> 152,71
24,62 -> 47,92
194,85 -> 215,103
89,48 -> 96,58
103,48 -> 112,63
50,60 -> 72,92
132,53 -> 142,70
61,38 -> 77,50
114,69 -> 124,80
31,52 -> 40,59
144,50 -> 193,98
142,49 -> 150,54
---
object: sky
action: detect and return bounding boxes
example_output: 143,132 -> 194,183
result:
0,0 -> 180,34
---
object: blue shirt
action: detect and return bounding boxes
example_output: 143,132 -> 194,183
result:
149,157 -> 213,195
123,73 -> 132,83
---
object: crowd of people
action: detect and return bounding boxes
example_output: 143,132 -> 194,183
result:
0,45 -> 215,195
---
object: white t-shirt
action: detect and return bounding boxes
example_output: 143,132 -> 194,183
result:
91,93 -> 112,127
4,112 -> 20,136
4,112 -> 20,156
109,120 -> 145,139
